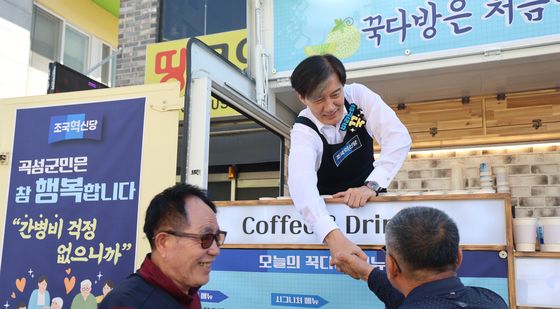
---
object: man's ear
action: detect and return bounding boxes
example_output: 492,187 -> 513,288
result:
297,93 -> 307,105
456,248 -> 463,269
154,233 -> 170,257
386,254 -> 400,279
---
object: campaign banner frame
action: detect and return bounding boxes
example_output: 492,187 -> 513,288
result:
0,83 -> 180,309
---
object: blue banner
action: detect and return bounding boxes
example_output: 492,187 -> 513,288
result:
203,249 -> 508,308
274,0 -> 560,72
1,98 -> 145,309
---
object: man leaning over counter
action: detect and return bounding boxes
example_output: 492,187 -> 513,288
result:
288,54 -> 411,263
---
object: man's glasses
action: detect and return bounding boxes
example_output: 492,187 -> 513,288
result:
162,230 -> 227,249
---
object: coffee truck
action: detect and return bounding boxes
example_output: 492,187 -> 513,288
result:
1,1 -> 558,308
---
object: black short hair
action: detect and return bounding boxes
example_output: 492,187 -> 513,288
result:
104,279 -> 115,289
386,207 -> 459,273
290,54 -> 346,100
37,276 -> 48,284
143,183 -> 216,248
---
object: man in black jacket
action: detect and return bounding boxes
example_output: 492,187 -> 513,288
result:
334,207 -> 508,308
100,184 -> 226,309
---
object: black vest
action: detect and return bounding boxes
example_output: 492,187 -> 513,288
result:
295,99 -> 375,195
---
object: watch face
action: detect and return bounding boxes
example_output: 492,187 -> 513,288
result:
366,181 -> 380,191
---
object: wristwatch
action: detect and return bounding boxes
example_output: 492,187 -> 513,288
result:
364,181 -> 383,196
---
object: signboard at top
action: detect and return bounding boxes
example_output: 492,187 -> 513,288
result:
274,0 -> 560,73
145,29 -> 247,118
217,199 -> 507,245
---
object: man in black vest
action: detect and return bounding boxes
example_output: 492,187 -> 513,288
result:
288,54 -> 411,262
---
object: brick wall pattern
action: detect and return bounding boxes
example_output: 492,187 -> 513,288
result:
387,145 -> 560,217
116,0 -> 159,87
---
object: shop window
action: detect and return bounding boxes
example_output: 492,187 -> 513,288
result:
160,0 -> 247,41
63,26 -> 89,73
101,44 -> 112,85
29,5 -> 113,84
30,6 -> 62,72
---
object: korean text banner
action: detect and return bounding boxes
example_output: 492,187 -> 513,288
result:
1,98 -> 145,308
274,0 -> 560,72
144,29 -> 247,118
201,249 -> 508,308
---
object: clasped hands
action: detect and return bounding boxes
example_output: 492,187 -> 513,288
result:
325,229 -> 373,281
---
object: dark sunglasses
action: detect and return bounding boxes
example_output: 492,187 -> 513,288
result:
162,230 -> 227,249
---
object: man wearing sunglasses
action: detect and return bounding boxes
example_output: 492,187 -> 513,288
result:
334,207 -> 507,308
100,183 -> 226,309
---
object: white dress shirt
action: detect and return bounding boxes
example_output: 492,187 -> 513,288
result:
288,83 -> 411,242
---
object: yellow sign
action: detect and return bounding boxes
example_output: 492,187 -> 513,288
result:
145,29 -> 247,118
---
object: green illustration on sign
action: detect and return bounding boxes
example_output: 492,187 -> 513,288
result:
304,18 -> 361,59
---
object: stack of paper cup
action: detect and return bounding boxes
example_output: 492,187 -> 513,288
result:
513,217 -> 538,252
449,162 -> 469,194
495,166 -> 510,193
479,162 -> 494,191
540,216 -> 560,252
451,163 -> 464,191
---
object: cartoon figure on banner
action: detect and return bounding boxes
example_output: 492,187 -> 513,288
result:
27,276 -> 50,309
51,297 -> 64,309
95,280 -> 114,303
17,303 -> 27,309
70,279 -> 96,309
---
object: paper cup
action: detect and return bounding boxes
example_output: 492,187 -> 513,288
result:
513,218 -> 537,252
451,165 -> 464,190
495,167 -> 507,183
540,217 -> 560,252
